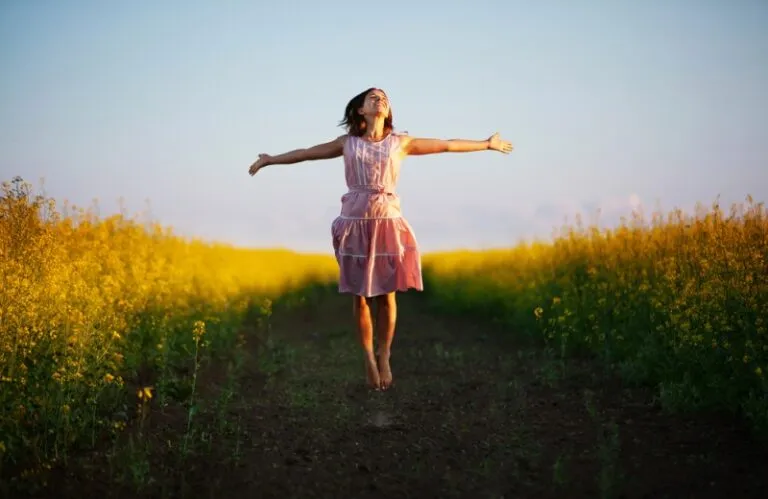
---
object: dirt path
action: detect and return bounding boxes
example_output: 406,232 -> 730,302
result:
19,288 -> 768,498
189,289 -> 768,498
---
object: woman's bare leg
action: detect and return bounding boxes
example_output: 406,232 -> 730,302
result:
375,292 -> 397,389
353,295 -> 380,389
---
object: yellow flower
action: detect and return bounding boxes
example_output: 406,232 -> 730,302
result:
103,373 -> 114,383
137,386 -> 153,401
192,320 -> 206,341
756,367 -> 763,377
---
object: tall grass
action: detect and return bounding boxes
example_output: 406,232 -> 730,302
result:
423,196 -> 768,433
0,177 -> 337,477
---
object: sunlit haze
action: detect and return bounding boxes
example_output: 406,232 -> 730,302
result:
2,0 -> 766,253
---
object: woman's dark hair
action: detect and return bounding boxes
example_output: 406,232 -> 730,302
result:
339,87 -> 394,137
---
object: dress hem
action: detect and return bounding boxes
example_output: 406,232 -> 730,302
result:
336,284 -> 424,298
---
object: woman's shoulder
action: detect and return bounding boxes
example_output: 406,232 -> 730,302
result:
390,130 -> 411,148
335,133 -> 352,147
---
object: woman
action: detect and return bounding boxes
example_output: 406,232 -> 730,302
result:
248,87 -> 513,390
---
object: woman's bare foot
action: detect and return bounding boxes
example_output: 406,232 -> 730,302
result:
364,351 -> 381,390
377,350 -> 393,390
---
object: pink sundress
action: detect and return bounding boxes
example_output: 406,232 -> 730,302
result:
331,133 -> 423,297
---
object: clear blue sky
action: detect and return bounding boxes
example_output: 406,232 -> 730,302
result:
2,0 -> 766,253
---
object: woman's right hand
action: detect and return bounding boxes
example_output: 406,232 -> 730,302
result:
248,154 -> 272,176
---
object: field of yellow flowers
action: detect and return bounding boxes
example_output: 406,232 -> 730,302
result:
423,196 -> 768,433
3,170 -> 767,482
0,177 -> 338,475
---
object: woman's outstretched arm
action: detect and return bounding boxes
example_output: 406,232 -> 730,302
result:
249,135 -> 346,176
401,132 -> 513,156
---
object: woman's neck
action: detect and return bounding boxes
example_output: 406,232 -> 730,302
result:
363,117 -> 386,140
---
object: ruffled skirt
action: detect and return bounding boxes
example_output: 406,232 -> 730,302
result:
331,213 -> 423,297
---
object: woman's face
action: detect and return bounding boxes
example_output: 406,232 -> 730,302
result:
360,89 -> 390,118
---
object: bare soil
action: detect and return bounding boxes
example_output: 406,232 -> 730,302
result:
12,288 -> 768,498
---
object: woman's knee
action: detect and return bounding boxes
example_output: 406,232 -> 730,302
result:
353,294 -> 370,312
376,292 -> 396,309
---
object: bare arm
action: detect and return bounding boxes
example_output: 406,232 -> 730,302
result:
269,135 -> 345,164
400,132 -> 513,156
249,135 -> 346,176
